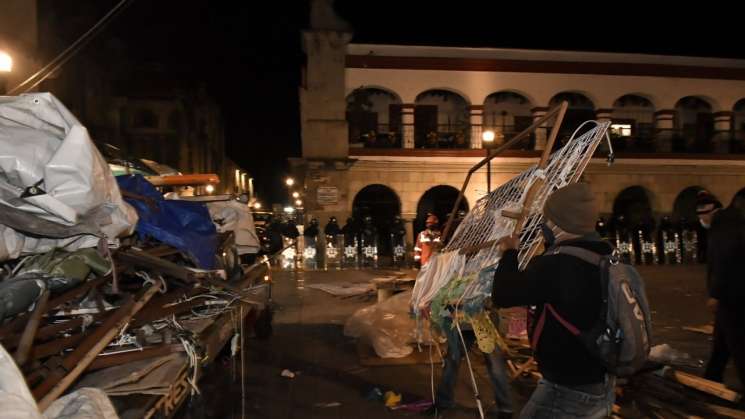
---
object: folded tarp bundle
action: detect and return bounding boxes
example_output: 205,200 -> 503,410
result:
207,200 -> 260,256
0,93 -> 138,261
117,174 -> 218,269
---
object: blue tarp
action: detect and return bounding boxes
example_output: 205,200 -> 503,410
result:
116,175 -> 217,269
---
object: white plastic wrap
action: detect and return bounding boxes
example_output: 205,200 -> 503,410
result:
344,289 -> 438,358
206,200 -> 260,255
0,93 -> 137,261
0,343 -> 118,419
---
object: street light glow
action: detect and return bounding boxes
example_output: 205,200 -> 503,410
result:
0,51 -> 12,73
285,177 -> 295,187
253,202 -> 262,210
205,184 -> 215,193
295,199 -> 302,206
482,130 -> 495,143
292,191 -> 300,199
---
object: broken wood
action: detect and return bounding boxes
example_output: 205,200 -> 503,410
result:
509,357 -> 537,381
116,248 -> 219,283
35,284 -> 159,410
700,402 -> 745,419
88,344 -> 185,372
116,249 -> 196,282
131,297 -> 210,328
201,304 -> 256,363
0,275 -> 108,340
682,325 -> 714,335
199,275 -> 243,295
501,209 -> 522,219
661,367 -> 742,403
14,289 -> 49,366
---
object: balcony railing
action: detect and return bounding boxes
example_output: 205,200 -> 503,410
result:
415,125 -> 471,149
482,125 -> 537,151
347,123 -> 745,156
349,124 -> 402,148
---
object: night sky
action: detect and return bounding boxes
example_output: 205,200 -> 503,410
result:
45,1 -> 742,205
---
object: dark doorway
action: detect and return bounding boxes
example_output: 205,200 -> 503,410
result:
415,185 -> 469,235
352,184 -> 401,256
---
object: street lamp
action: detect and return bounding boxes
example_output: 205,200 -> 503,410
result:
482,130 -> 495,193
295,199 -> 303,207
292,191 -> 300,199
205,184 -> 215,194
253,202 -> 262,210
0,50 -> 11,95
285,177 -> 295,187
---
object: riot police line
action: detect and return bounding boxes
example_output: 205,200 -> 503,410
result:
271,213 -> 706,270
275,215 -> 410,270
596,215 -> 705,265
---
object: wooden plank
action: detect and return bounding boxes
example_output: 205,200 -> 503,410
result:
663,367 -> 743,403
88,344 -> 185,371
201,303 -> 256,363
14,290 -> 49,366
131,298 -> 208,328
0,276 -> 108,339
509,357 -> 536,381
31,333 -> 86,361
3,317 -> 84,350
682,325 -> 714,335
145,173 -> 220,187
700,402 -> 745,419
115,249 -> 196,282
35,285 -> 159,410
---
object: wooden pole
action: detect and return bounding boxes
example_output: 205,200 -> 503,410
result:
13,290 -> 49,366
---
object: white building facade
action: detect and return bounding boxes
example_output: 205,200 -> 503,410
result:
295,6 -> 745,248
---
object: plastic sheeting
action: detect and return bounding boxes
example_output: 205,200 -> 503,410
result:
0,93 -> 137,262
206,200 -> 260,255
344,289 -> 438,358
117,174 -> 217,269
0,343 -> 118,419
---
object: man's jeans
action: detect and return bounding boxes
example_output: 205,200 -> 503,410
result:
436,319 -> 513,414
519,375 -> 615,419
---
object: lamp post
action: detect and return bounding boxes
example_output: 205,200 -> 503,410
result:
0,50 -> 12,95
482,130 -> 495,193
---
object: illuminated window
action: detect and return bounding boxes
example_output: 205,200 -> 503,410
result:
611,123 -> 632,137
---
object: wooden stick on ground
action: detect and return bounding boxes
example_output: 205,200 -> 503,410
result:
509,357 -> 537,381
661,367 -> 743,403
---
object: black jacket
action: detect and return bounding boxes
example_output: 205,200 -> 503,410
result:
324,222 -> 341,236
707,206 -> 745,306
492,236 -> 612,386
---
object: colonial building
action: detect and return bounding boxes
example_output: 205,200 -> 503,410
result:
294,0 -> 745,247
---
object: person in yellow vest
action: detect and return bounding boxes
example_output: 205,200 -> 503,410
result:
414,214 -> 441,268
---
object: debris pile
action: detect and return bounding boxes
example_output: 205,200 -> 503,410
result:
0,93 -> 271,418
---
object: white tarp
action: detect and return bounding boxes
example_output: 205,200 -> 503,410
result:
344,289 -> 439,358
0,93 -> 137,261
0,343 -> 119,419
207,200 -> 260,255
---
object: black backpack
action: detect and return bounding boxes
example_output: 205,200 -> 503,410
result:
531,246 -> 652,377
